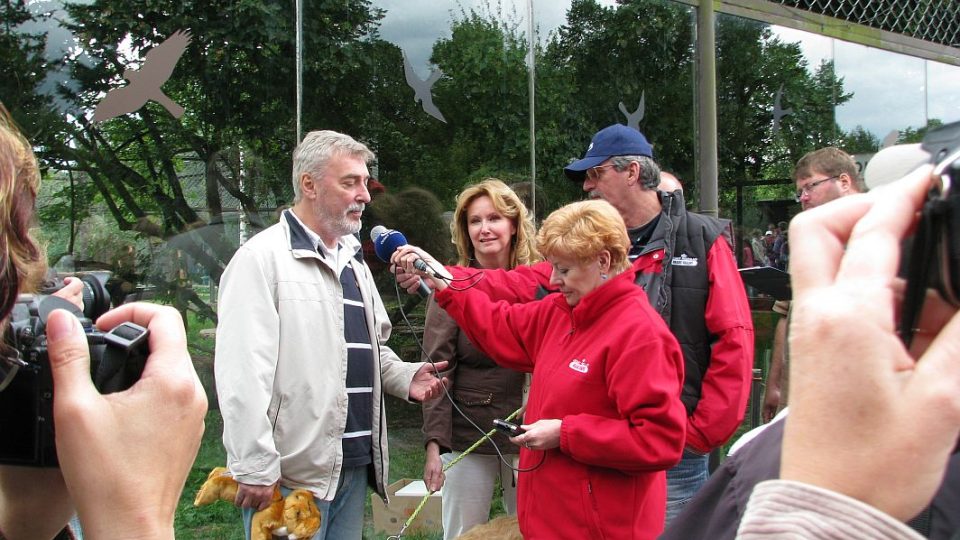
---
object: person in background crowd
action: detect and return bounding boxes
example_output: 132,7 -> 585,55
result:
777,230 -> 789,271
772,221 -> 788,270
762,147 -> 864,423
394,199 -> 687,540
763,229 -> 777,267
658,171 -> 683,193
739,228 -> 756,268
421,179 -> 539,539
750,229 -> 768,267
215,130 -> 448,540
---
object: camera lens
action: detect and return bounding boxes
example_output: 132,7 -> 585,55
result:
79,274 -> 111,320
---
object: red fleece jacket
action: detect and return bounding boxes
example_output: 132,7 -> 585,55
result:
436,268 -> 686,540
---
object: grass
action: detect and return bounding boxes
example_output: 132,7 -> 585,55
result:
175,411 -> 244,540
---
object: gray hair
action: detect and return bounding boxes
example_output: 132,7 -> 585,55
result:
291,130 -> 375,202
611,155 -> 660,190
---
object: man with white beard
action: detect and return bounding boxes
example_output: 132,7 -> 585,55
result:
215,130 -> 448,540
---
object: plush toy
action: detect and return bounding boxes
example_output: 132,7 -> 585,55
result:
193,467 -> 322,540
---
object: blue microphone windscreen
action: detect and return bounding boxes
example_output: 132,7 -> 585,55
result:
373,229 -> 408,262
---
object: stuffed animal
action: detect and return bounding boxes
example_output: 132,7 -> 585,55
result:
455,515 -> 522,540
194,467 -> 321,540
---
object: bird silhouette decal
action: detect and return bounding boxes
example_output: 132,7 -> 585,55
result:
618,92 -> 645,131
92,30 -> 192,123
771,84 -> 793,135
402,50 -> 446,123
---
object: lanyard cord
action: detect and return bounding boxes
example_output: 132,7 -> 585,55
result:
387,407 -> 524,540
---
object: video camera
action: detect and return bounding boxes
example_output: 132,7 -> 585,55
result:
0,272 -> 149,467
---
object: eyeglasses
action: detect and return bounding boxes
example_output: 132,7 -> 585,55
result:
794,175 -> 841,202
586,164 -> 615,181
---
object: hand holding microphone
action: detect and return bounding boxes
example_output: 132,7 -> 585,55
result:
370,226 -> 449,296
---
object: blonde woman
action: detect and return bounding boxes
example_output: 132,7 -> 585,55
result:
421,178 -> 538,539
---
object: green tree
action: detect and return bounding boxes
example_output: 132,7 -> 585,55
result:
841,125 -> 880,154
5,0 -> 390,322
5,0 -> 868,323
545,0 -> 696,179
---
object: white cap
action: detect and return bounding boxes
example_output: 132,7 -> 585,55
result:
863,143 -> 932,190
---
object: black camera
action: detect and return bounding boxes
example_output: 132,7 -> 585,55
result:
0,273 -> 149,467
898,121 -> 960,346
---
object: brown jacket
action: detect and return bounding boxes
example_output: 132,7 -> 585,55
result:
421,295 -> 525,454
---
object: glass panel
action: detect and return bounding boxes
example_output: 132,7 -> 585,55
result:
5,0 -> 296,317
13,0 -> 956,535
928,60 -> 960,127
715,14 -> 842,233
834,40 -> 926,145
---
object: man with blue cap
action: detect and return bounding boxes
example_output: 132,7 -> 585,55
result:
564,124 -> 754,524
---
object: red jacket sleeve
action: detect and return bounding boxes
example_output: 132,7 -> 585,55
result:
434,283 -> 540,373
446,261 -> 552,303
684,237 -> 755,453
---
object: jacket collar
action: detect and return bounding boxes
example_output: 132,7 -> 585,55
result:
552,267 -> 642,328
282,209 -> 362,261
632,190 -> 688,257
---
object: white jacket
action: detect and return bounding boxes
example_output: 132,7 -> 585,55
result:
215,211 -> 422,500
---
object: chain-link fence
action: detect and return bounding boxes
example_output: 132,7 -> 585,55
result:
778,0 -> 959,49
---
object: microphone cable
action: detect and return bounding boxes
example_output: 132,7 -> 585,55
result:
388,270 -> 546,475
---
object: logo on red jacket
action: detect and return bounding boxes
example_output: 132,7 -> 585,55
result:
568,359 -> 589,374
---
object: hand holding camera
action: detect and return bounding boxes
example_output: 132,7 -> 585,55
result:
782,162 -> 960,524
0,103 -> 207,540
51,303 -> 208,539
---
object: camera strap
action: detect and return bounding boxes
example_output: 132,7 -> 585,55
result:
92,322 -> 149,394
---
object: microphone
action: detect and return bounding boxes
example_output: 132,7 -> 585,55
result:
370,226 -> 432,298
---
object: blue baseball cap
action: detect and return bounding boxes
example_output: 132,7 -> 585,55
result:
564,124 -> 654,182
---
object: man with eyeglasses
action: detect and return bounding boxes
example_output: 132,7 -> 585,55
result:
761,147 -> 864,425
564,124 -> 754,523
